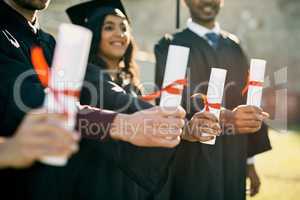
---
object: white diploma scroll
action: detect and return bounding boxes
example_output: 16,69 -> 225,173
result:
159,45 -> 190,107
201,68 -> 227,145
246,59 -> 266,107
40,24 -> 92,166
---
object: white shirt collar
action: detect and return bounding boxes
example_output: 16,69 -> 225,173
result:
187,18 -> 221,39
28,19 -> 40,34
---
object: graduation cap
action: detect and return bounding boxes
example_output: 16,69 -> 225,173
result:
66,0 -> 129,27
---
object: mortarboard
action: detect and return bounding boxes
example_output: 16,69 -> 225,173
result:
66,0 -> 129,27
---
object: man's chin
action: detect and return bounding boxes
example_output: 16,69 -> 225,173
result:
12,0 -> 49,11
194,16 -> 216,25
200,14 -> 217,22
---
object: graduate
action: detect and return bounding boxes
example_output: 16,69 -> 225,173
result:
154,0 -> 271,199
0,0 -> 189,199
66,1 -> 221,199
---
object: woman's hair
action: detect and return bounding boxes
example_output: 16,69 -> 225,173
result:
87,12 -> 140,88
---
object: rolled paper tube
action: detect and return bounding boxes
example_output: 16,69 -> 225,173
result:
246,59 -> 266,107
201,68 -> 227,145
40,23 -> 92,166
159,45 -> 190,107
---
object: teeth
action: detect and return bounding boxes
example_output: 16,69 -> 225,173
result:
203,6 -> 213,12
111,42 -> 123,47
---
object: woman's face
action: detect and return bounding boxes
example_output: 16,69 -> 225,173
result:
99,14 -> 131,61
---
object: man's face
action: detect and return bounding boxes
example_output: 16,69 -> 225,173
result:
12,0 -> 50,10
185,0 -> 223,23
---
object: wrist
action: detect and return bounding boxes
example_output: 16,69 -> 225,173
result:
220,109 -> 231,126
182,120 -> 194,142
110,114 -> 129,142
220,109 -> 238,134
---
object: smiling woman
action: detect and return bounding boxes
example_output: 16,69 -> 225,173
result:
70,0 -> 141,91
65,1 -> 149,199
100,15 -> 130,62
95,14 -> 140,88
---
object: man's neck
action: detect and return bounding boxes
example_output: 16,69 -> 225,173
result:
192,18 -> 215,30
4,0 -> 37,22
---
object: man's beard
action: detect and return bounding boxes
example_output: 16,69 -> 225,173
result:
12,0 -> 49,11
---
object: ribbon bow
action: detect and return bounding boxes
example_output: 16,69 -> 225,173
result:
141,79 -> 187,101
192,93 -> 221,112
242,72 -> 264,96
31,47 -> 80,115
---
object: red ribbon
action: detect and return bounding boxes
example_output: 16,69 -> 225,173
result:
242,72 -> 264,96
141,79 -> 187,101
31,47 -> 80,115
192,94 -> 221,112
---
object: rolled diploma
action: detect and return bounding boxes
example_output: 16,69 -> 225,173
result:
246,59 -> 266,107
159,45 -> 190,107
40,23 -> 92,166
201,68 -> 227,145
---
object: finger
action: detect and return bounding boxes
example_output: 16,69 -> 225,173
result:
235,112 -> 262,121
33,143 -> 78,158
250,182 -> 260,197
190,119 -> 221,135
192,111 -> 218,122
163,135 -> 180,140
40,145 -> 78,158
154,127 -> 183,138
235,120 -> 262,128
24,134 -> 79,154
26,110 -> 67,123
24,145 -> 68,160
193,118 -> 221,129
237,127 -> 260,134
193,135 -> 215,142
152,117 -> 185,130
198,127 -> 220,136
25,133 -> 78,154
160,106 -> 186,119
236,105 -> 263,113
27,126 -> 78,150
32,124 -> 77,141
261,112 -> 270,119
151,136 -> 181,148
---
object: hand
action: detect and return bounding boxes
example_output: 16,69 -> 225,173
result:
221,105 -> 269,134
183,111 -> 221,142
0,109 -> 80,169
247,164 -> 261,197
110,106 -> 186,148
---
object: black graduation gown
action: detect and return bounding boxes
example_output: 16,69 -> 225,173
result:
0,2 -> 57,199
0,2 -> 175,199
79,63 -> 178,200
154,29 -> 271,200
